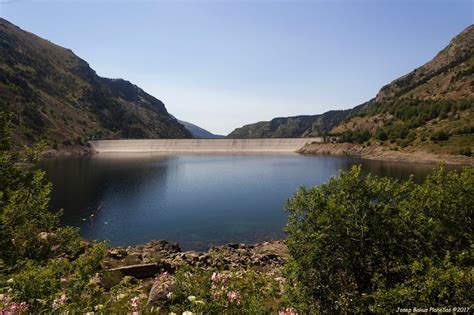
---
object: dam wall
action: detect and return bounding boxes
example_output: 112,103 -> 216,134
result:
89,138 -> 324,153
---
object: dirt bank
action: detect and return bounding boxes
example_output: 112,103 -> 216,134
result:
298,143 -> 474,165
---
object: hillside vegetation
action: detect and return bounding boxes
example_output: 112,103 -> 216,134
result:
0,18 -> 191,148
228,25 -> 473,157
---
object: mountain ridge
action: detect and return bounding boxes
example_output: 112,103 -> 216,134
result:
228,25 -> 473,141
177,120 -> 224,139
0,18 -> 191,147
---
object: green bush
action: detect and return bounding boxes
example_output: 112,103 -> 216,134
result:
430,131 -> 450,141
376,129 -> 388,141
284,165 -> 473,313
455,147 -> 472,157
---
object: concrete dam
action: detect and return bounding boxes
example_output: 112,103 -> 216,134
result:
89,138 -> 324,153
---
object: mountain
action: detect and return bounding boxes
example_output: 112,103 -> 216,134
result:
375,24 -> 474,101
228,25 -> 473,142
177,120 -> 224,138
0,18 -> 191,148
228,108 -> 362,138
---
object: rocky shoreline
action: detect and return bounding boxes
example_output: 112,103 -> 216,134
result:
41,145 -> 93,158
102,240 -> 287,279
299,142 -> 474,165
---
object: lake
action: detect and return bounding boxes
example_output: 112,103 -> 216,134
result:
40,153 -> 439,251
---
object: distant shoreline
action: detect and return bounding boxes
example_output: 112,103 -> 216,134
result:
39,140 -> 474,166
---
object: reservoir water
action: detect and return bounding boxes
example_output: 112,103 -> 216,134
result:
40,153 -> 439,250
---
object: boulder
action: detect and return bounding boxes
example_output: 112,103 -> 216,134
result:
108,261 -> 172,279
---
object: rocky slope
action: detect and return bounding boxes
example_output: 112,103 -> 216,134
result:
0,18 -> 191,148
228,25 -> 473,142
376,24 -> 474,101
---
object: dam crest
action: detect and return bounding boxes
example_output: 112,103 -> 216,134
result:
89,138 -> 324,153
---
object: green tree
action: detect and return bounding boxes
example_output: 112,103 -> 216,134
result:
284,165 -> 473,313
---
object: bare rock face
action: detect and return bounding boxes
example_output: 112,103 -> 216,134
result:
103,240 -> 288,279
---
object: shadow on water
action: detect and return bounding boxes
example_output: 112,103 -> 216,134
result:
39,153 -> 451,251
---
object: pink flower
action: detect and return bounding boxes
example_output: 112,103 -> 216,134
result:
130,296 -> 140,311
279,307 -> 298,315
1,302 -> 29,314
227,290 -> 241,305
52,294 -> 67,310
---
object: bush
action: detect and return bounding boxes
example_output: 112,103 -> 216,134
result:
430,131 -> 450,141
376,129 -> 388,141
284,165 -> 473,313
455,147 -> 472,157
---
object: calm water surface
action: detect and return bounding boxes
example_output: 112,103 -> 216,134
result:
40,153 -> 438,250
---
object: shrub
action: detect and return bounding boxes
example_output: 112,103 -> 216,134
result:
430,131 -> 450,141
455,147 -> 472,157
376,129 -> 388,141
284,165 -> 473,313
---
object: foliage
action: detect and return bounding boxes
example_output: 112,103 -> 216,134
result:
285,165 -> 473,313
430,131 -> 450,141
337,129 -> 370,144
0,114 -> 107,313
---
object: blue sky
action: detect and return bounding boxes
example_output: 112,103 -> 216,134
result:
1,0 -> 472,135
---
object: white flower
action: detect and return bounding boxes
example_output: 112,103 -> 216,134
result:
187,295 -> 196,302
182,311 -> 194,315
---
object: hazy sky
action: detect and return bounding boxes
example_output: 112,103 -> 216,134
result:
1,0 -> 472,135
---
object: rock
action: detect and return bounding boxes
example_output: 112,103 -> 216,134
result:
108,261 -> 172,279
108,248 -> 128,259
104,239 -> 288,277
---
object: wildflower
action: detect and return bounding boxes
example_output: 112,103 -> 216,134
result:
166,292 -> 173,299
210,272 -> 229,299
227,290 -> 241,305
182,311 -> 194,315
1,301 -> 29,314
279,307 -> 298,315
187,295 -> 196,302
130,296 -> 140,311
52,294 -> 67,310
19,302 -> 28,312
